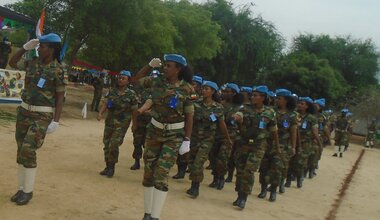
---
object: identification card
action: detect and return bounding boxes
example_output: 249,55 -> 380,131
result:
319,123 -> 324,130
107,100 -> 113,109
259,119 -> 265,129
37,78 -> 46,88
301,121 -> 308,129
283,120 -> 289,128
168,95 -> 178,109
210,113 -> 217,122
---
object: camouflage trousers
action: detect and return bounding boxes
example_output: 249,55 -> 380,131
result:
91,90 -> 102,111
335,131 -> 348,146
132,114 -> 151,159
103,121 -> 131,163
188,136 -> 215,182
289,140 -> 312,178
259,147 -> 284,186
366,131 -> 375,142
235,141 -> 267,194
208,138 -> 233,177
142,124 -> 184,191
280,145 -> 294,180
15,106 -> 53,168
305,143 -> 318,170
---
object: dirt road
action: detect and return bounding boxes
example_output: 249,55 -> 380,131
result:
0,85 -> 379,220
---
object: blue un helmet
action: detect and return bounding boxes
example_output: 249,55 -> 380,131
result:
193,75 -> 203,85
299,97 -> 314,104
252,85 -> 268,95
314,98 -> 326,108
275,89 -> 292,97
226,83 -> 240,93
164,54 -> 187,66
39,33 -> 61,43
202,80 -> 219,91
120,70 -> 131,77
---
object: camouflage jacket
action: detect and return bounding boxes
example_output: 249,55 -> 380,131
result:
139,76 -> 194,123
105,87 -> 138,125
335,116 -> 351,132
192,100 -> 224,138
276,110 -> 298,146
298,113 -> 318,142
368,123 -> 377,133
22,59 -> 66,107
236,104 -> 277,143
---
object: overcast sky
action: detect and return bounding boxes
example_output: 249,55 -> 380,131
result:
193,0 -> 380,50
2,0 -> 379,50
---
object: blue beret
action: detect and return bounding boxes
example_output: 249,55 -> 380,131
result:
346,112 -> 353,117
202,80 -> 219,91
193,75 -> 203,84
39,33 -> 61,43
341,108 -> 349,113
120,70 -> 131,77
276,89 -> 292,97
267,91 -> 276,97
226,83 -> 240,93
164,54 -> 187,66
314,98 -> 326,107
240,86 -> 253,93
299,97 -> 313,104
252,85 -> 268,94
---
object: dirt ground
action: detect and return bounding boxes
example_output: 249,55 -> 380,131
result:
0,85 -> 379,220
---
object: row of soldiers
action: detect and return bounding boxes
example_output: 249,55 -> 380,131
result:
99,71 -> 355,211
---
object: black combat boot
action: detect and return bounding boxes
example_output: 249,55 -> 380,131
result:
172,164 -> 186,179
269,185 -> 277,202
208,175 -> 219,188
332,153 -> 338,157
233,192 -> 242,206
279,179 -> 285,193
99,162 -> 110,176
142,213 -> 151,220
285,173 -> 292,187
130,159 -> 140,170
297,176 -> 303,188
106,163 -> 115,178
225,170 -> 234,183
186,181 -> 199,198
339,152 -> 343,158
217,176 -> 225,190
10,190 -> 23,202
257,183 -> 268,199
237,193 -> 248,209
16,191 -> 33,205
309,168 -> 316,179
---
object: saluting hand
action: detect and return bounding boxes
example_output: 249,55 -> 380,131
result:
149,58 -> 162,68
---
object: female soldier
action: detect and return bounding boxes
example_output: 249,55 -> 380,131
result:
293,97 -> 322,188
232,86 -> 279,209
209,83 -> 242,189
257,89 -> 297,201
186,81 -> 231,197
132,54 -> 194,220
97,70 -> 138,177
9,33 -> 65,205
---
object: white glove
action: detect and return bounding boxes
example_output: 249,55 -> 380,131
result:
149,58 -> 162,68
46,121 -> 59,134
23,39 -> 39,50
179,141 -> 190,155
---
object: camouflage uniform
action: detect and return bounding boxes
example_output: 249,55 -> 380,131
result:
314,112 -> 329,168
140,76 -> 194,191
260,110 -> 297,192
91,77 -> 104,111
212,102 -> 240,178
295,113 -> 318,181
334,116 -> 350,146
16,59 -> 66,168
366,122 -> 377,148
132,85 -> 152,161
102,87 -> 138,163
235,104 -> 277,195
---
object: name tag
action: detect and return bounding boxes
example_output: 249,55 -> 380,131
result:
37,78 -> 46,88
168,96 -> 178,109
210,113 -> 217,122
259,119 -> 265,129
283,120 -> 289,128
301,121 -> 308,129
